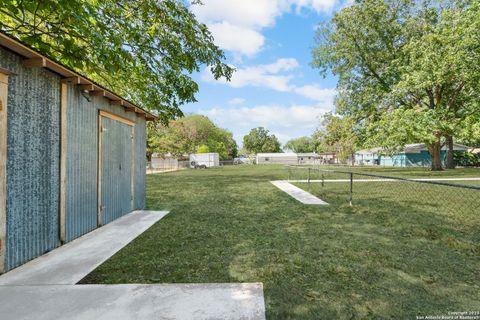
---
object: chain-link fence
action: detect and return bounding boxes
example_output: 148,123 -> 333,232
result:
286,165 -> 480,217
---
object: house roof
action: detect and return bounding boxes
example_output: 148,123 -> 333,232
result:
0,32 -> 157,120
356,143 -> 472,154
355,147 -> 383,155
257,153 -> 297,157
296,153 -> 320,157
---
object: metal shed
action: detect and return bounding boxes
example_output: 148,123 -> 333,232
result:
0,33 -> 156,273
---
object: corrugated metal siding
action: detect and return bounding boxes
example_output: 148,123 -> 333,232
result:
0,47 -> 60,271
65,84 -> 98,242
100,117 -> 133,224
96,97 -> 146,210
0,45 -> 147,271
134,118 -> 146,209
65,87 -> 147,240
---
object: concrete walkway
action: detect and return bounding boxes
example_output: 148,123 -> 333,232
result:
271,180 -> 328,205
0,210 -> 266,320
0,283 -> 265,320
0,210 -> 169,285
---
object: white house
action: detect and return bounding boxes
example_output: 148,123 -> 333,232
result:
256,153 -> 321,165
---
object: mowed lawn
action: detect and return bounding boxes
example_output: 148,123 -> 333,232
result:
81,165 -> 480,319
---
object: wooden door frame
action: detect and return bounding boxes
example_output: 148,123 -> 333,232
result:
97,110 -> 135,226
0,70 -> 11,273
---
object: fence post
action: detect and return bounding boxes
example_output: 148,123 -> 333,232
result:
349,172 -> 353,206
321,174 -> 324,188
288,167 -> 291,181
308,168 -> 311,184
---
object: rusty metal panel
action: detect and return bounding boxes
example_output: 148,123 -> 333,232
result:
0,46 -> 60,271
100,116 -> 133,224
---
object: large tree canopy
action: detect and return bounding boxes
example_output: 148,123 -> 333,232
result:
312,0 -> 480,170
284,136 -> 315,153
243,127 -> 282,154
147,114 -> 237,160
313,113 -> 359,161
0,0 -> 233,123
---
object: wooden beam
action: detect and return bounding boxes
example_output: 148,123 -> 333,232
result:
110,100 -> 124,106
97,113 -> 103,227
90,90 -> 106,97
78,84 -> 95,92
131,126 -> 135,211
124,107 -> 134,113
61,76 -> 81,84
0,72 -> 9,273
59,83 -> 68,244
0,33 -> 157,121
99,110 -> 135,127
23,57 -> 46,68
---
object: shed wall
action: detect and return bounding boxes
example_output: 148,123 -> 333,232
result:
0,45 -> 148,272
65,84 -> 98,241
65,85 -> 147,241
0,46 -> 61,271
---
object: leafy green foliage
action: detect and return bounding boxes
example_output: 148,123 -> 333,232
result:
284,136 -> 315,153
242,127 -> 282,154
196,145 -> 210,154
314,113 -> 358,161
0,0 -> 234,123
453,151 -> 480,167
147,114 -> 237,160
312,0 -> 480,170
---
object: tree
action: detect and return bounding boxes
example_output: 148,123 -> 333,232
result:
312,0 -> 480,170
196,145 -> 210,153
0,0 -> 234,123
149,114 -> 237,160
316,113 -> 358,162
243,127 -> 282,154
284,137 -> 314,153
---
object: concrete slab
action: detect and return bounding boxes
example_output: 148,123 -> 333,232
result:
0,283 -> 266,320
0,210 -> 168,285
271,180 -> 328,205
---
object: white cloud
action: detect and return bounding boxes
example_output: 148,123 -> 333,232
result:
228,98 -> 246,105
207,22 -> 265,57
191,0 -> 339,56
202,58 -> 336,102
293,85 -> 336,103
202,58 -> 299,92
199,103 -> 333,144
200,104 -> 329,129
191,0 -> 280,29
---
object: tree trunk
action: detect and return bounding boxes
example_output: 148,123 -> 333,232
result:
429,141 -> 443,171
146,152 -> 153,168
445,135 -> 455,169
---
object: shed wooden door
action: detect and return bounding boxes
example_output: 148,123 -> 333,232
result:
98,112 -> 134,225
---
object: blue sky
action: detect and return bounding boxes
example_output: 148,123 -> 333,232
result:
184,0 -> 350,147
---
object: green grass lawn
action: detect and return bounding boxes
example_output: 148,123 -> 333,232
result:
81,165 -> 480,319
